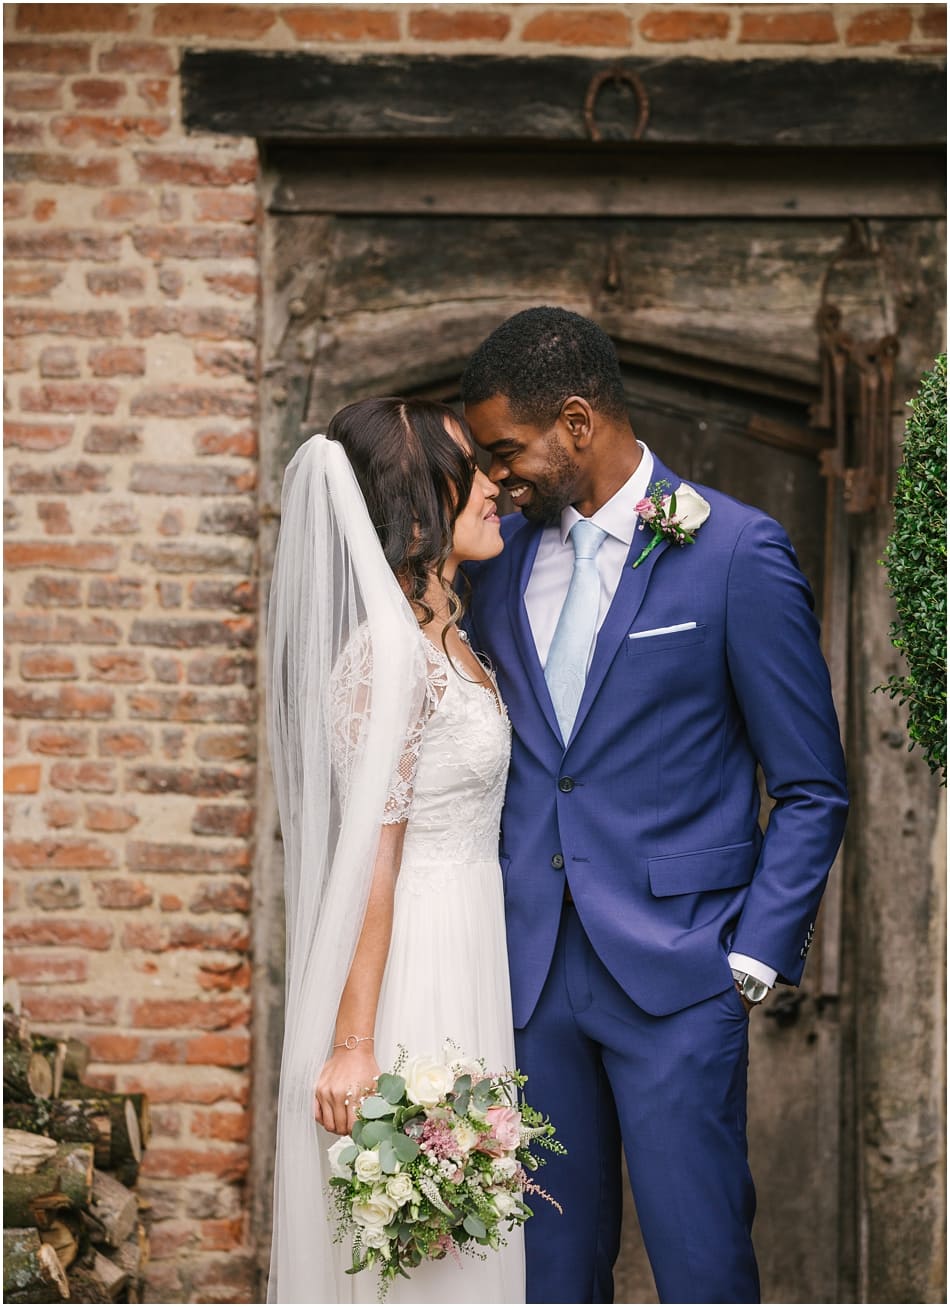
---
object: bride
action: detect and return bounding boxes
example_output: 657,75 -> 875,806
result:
265,397 -> 525,1303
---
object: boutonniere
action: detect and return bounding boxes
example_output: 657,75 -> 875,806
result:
632,480 -> 711,568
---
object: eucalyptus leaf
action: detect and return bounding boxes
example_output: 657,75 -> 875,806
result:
377,1073 -> 406,1104
392,1132 -> 420,1163
337,1143 -> 359,1166
378,1139 -> 399,1174
359,1119 -> 394,1149
360,1094 -> 396,1120
454,1090 -> 471,1117
472,1078 -> 493,1107
453,1074 -> 472,1096
463,1215 -> 487,1239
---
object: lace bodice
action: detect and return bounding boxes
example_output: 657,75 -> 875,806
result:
331,626 -> 510,868
401,637 -> 511,868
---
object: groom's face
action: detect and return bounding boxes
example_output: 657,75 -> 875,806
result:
464,394 -> 580,527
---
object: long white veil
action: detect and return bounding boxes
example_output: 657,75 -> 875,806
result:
265,433 -> 429,1303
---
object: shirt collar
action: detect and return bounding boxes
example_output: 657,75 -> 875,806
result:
560,442 -> 655,547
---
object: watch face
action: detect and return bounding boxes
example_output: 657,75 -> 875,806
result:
742,976 -> 769,1004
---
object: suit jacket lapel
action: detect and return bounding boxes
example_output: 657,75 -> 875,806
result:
507,522 -> 564,745
568,455 -> 680,747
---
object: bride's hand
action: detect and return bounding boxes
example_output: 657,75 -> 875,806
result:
314,1047 -> 379,1136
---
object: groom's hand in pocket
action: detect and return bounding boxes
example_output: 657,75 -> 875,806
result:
314,1048 -> 380,1135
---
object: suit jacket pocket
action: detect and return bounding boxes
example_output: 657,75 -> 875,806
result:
648,840 -> 757,897
625,623 -> 707,656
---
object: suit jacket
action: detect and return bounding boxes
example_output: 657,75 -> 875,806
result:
466,454 -> 849,1024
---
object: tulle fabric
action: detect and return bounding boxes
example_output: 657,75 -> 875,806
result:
352,642 -> 524,1302
266,433 -> 429,1303
266,434 -> 524,1303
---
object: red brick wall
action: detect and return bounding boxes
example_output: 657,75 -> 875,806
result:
3,4 -> 945,1302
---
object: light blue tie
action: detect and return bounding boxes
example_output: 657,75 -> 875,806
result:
544,519 -> 608,743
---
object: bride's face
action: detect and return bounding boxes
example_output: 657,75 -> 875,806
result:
445,423 -> 503,569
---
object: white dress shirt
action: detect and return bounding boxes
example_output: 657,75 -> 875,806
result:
523,442 -> 776,992
525,444 -> 654,670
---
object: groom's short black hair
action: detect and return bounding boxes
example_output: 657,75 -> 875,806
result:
461,306 -> 628,428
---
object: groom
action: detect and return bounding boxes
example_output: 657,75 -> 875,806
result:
461,308 -> 848,1304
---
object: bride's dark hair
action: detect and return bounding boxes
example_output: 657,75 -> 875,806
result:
326,396 -> 476,627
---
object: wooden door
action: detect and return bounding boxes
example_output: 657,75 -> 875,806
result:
257,200 -> 934,1301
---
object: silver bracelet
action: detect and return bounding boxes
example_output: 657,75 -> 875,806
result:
333,1034 -> 374,1051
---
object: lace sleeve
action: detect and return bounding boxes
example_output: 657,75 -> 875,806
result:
330,627 -> 447,824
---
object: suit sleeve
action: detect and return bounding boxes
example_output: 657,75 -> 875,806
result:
725,514 -> 848,985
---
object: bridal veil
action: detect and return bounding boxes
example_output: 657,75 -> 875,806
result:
265,433 -> 429,1302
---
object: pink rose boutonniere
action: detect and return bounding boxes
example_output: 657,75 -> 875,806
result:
632,480 -> 711,568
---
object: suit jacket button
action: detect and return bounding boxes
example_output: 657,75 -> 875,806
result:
558,777 -> 575,793
551,853 -> 565,870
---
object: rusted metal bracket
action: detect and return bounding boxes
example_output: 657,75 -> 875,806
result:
584,66 -> 650,142
809,219 -> 900,514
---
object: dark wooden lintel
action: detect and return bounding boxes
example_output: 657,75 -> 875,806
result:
182,51 -> 946,148
263,144 -> 946,218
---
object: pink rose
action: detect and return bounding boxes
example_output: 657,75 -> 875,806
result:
485,1105 -> 521,1151
635,498 -> 657,520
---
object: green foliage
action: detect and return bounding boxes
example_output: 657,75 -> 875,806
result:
880,354 -> 947,780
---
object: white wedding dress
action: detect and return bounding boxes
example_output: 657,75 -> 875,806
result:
335,630 -> 525,1305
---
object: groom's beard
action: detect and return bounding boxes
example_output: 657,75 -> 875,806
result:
516,442 -> 579,527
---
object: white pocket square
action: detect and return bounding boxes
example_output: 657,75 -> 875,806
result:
628,622 -> 698,640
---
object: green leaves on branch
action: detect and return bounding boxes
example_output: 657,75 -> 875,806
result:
879,354 -> 947,780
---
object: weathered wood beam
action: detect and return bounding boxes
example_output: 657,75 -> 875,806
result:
182,52 -> 946,148
264,144 -> 946,219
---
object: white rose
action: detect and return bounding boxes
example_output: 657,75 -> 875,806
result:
360,1225 -> 391,1251
404,1054 -> 455,1108
491,1156 -> 518,1182
666,483 -> 710,532
385,1172 -> 415,1206
352,1189 -> 399,1230
446,1051 -> 484,1082
453,1122 -> 480,1155
354,1149 -> 383,1183
492,1191 -> 519,1219
327,1134 -> 356,1180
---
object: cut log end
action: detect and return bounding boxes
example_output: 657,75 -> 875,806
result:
3,1129 -> 58,1175
88,1171 -> 136,1250
3,1228 -> 69,1300
38,1243 -> 69,1300
27,1054 -> 54,1101
40,1218 -> 80,1272
123,1100 -> 142,1166
4,978 -> 23,1015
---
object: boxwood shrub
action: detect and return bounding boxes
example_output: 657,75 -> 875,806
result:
880,353 -> 946,780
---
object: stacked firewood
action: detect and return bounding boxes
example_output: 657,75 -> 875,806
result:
3,983 -> 151,1303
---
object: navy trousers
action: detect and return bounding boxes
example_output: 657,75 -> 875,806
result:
517,904 -> 760,1304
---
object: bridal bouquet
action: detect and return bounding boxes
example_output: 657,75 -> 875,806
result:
327,1047 -> 564,1294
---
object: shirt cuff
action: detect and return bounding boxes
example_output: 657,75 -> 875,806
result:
728,952 -> 777,988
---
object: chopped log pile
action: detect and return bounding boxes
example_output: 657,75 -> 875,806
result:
3,983 -> 151,1303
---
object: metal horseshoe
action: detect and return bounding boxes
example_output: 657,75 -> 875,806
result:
584,66 -> 650,142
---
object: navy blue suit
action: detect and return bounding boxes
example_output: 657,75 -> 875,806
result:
466,455 -> 848,1302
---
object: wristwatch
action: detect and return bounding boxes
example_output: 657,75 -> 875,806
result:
731,969 -> 770,1005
